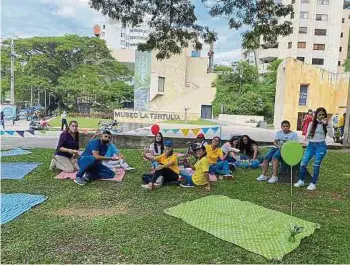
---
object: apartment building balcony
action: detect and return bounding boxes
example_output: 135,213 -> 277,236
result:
258,48 -> 279,63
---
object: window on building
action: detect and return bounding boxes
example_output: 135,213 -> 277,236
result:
121,40 -> 126,45
158,77 -> 165,92
102,25 -> 105,29
290,12 -> 295,19
288,42 -> 292,48
299,27 -> 307,34
340,47 -> 343,52
299,85 -> 308,106
301,0 -> 310,2
300,12 -> 309,19
292,0 -> 295,3
313,44 -> 325,50
317,0 -> 329,4
338,61 -> 341,66
316,14 -> 328,21
297,42 -> 306,48
315,29 -> 327,36
341,32 -> 344,38
297,57 -> 305,62
312,58 -> 324,65
342,18 -> 345,23
121,33 -> 125,37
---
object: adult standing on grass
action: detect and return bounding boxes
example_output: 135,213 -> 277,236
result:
294,107 -> 330,191
74,130 -> 119,185
50,121 -> 80,172
61,111 -> 68,131
142,140 -> 180,191
302,109 -> 313,139
257,120 -> 298,184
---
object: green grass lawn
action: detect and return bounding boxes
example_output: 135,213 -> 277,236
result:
49,117 -> 109,129
162,119 -> 217,125
1,149 -> 350,263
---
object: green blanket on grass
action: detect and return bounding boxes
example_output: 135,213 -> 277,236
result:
164,195 -> 320,260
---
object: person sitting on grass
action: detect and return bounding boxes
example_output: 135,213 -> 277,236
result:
206,136 -> 232,179
238,135 -> 262,162
180,144 -> 211,191
142,140 -> 179,191
256,120 -> 298,184
147,132 -> 164,169
74,130 -> 119,185
50,121 -> 80,173
221,135 -> 241,163
294,107 -> 330,191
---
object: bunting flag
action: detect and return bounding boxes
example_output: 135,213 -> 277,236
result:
5,131 -> 15,136
27,130 -> 35,135
191,128 -> 200,136
181,129 -> 190,136
17,131 -> 25,137
211,127 -> 219,134
172,129 -> 180,134
163,129 -> 170,134
201,128 -> 210,134
0,131 -> 4,136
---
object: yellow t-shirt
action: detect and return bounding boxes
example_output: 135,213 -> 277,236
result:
192,157 -> 210,186
338,115 -> 345,127
205,145 -> 223,164
155,153 -> 179,174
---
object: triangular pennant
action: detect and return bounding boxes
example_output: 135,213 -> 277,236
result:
5,131 -> 15,135
181,129 -> 190,136
39,130 -> 47,134
172,129 -> 180,134
202,128 -> 209,134
211,127 -> 219,134
163,129 -> 170,134
26,129 -> 35,135
191,128 -> 200,136
0,131 -> 4,136
17,131 -> 25,137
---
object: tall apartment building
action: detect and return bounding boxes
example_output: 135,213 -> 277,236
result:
243,0 -> 350,73
93,18 -> 151,50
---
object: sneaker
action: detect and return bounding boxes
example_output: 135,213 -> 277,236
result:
307,183 -> 317,191
268,176 -> 278,184
256,174 -> 268,181
154,176 -> 164,186
49,159 -> 56,171
83,173 -> 91,182
294,180 -> 305,187
141,184 -> 152,190
180,183 -> 195,188
74,176 -> 87,186
224,174 -> 233,180
218,175 -> 224,180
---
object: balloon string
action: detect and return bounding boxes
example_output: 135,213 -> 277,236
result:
290,166 -> 293,216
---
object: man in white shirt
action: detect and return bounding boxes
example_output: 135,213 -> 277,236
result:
61,111 -> 68,131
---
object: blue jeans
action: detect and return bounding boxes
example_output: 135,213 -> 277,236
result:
209,160 -> 230,175
264,148 -> 281,162
299,141 -> 327,184
77,156 -> 115,180
180,170 -> 194,185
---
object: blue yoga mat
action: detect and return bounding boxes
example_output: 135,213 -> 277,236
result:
0,148 -> 32,157
0,162 -> 42,180
1,193 -> 47,225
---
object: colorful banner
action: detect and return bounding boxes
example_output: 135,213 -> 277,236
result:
27,130 -> 35,135
211,127 -> 219,133
181,129 -> 190,136
134,51 -> 152,111
17,131 -> 25,137
5,131 -> 15,135
202,128 -> 210,134
172,129 -> 180,134
159,126 -> 221,137
191,128 -> 200,136
163,129 -> 170,134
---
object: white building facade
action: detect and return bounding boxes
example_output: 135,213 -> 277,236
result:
244,0 -> 349,73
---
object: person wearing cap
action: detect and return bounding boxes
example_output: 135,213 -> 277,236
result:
74,130 -> 119,185
196,133 -> 208,146
142,140 -> 180,191
206,137 -> 232,178
180,144 -> 211,190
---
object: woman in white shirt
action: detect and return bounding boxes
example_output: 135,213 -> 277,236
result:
294,107 -> 330,191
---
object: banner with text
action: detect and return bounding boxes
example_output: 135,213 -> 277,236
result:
134,51 -> 152,111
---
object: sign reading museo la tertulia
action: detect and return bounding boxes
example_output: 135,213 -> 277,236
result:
114,109 -> 199,123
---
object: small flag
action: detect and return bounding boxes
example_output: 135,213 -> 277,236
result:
202,128 -> 209,134
5,131 -> 15,136
211,127 -> 219,134
27,129 -> 35,135
17,131 -> 25,137
181,129 -> 190,136
172,129 -> 180,134
0,131 -> 4,136
191,128 -> 200,136
163,129 -> 170,134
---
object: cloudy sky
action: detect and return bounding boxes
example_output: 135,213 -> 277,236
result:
1,0 -> 243,65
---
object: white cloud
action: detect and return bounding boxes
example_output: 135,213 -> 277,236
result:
214,49 -> 242,65
56,6 -> 75,17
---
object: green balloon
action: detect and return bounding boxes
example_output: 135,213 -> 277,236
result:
281,141 -> 304,166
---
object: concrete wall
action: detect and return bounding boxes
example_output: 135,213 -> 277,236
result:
274,57 -> 350,130
218,115 -> 264,126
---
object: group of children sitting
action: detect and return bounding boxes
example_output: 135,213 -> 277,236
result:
51,107 -> 329,191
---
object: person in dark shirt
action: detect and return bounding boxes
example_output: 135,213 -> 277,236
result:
50,121 -> 80,172
74,130 -> 118,185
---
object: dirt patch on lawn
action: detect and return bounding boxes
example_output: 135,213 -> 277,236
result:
55,204 -> 128,218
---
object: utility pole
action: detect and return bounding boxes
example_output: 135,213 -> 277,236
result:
10,38 -> 15,104
343,79 -> 350,146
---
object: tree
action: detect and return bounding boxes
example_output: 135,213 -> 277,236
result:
0,35 -> 133,111
89,0 -> 293,59
212,60 -> 282,122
